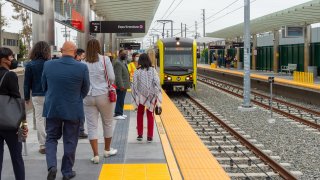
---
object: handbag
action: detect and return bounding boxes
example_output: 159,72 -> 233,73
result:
155,106 -> 162,115
103,56 -> 117,102
0,72 -> 26,130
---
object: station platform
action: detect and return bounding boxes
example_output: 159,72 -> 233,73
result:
198,64 -> 320,91
1,90 -> 229,180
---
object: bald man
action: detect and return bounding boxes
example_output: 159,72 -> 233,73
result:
42,41 -> 90,180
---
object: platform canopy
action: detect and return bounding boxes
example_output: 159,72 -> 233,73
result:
207,0 -> 320,39
91,0 -> 160,38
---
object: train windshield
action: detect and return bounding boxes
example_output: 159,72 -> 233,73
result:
164,47 -> 193,70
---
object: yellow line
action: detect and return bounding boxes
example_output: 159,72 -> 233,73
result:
155,115 -> 182,180
124,104 -> 134,111
198,65 -> 320,91
127,89 -> 131,92
98,164 -> 170,180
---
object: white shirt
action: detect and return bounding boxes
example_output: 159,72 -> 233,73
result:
82,54 -> 115,96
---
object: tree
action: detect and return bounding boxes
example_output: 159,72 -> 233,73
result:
17,38 -> 27,60
11,4 -> 32,53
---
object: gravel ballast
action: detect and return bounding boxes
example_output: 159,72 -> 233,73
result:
188,82 -> 320,180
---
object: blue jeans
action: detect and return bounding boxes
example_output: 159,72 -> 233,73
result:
45,118 -> 80,177
0,130 -> 25,180
114,89 -> 127,116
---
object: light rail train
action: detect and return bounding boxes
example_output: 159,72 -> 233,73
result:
157,37 -> 197,92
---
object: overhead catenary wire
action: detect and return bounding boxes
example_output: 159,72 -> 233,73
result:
163,0 -> 184,19
206,0 -> 258,26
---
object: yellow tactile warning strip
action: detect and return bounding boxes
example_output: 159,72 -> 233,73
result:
198,64 -> 320,91
155,115 -> 182,180
123,104 -> 134,111
160,91 -> 230,180
127,89 -> 132,92
98,164 -> 171,180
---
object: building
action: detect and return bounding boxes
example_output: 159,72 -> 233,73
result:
2,31 -> 19,59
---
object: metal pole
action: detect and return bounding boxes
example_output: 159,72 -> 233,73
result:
181,22 -> 183,37
195,21 -> 198,39
171,20 -> 173,37
162,23 -> 165,38
242,0 -> 252,108
202,9 -> 205,37
270,82 -> 273,119
184,24 -> 187,38
64,26 -> 67,42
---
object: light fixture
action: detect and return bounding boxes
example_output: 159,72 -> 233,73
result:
175,37 -> 180,46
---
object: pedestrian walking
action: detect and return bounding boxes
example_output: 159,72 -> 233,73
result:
42,41 -> 90,180
82,39 -> 117,164
74,48 -> 88,139
113,49 -> 130,120
0,47 -> 28,180
24,41 -> 50,154
131,53 -> 162,142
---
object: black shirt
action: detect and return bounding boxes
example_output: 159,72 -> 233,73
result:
0,67 -> 21,98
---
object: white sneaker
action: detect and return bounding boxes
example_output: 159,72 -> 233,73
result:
114,115 -> 125,120
104,148 -> 118,158
90,156 -> 99,164
122,114 -> 127,118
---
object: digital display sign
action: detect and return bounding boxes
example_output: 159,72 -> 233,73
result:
120,43 -> 141,50
90,21 -> 145,33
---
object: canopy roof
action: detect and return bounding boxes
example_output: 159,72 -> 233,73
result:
91,0 -> 160,38
207,0 -> 320,39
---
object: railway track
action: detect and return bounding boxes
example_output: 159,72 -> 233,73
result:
171,94 -> 301,179
197,74 -> 320,131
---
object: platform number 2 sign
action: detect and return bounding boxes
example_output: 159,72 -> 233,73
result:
90,22 -> 101,33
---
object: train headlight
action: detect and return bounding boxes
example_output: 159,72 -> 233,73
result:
167,76 -> 172,81
186,77 -> 190,81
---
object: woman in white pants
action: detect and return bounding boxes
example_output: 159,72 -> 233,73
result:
83,39 -> 117,164
24,41 -> 51,154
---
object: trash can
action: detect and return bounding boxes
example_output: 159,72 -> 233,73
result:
237,62 -> 243,70
308,66 -> 318,79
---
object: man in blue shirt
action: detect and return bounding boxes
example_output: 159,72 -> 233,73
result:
42,41 -> 90,180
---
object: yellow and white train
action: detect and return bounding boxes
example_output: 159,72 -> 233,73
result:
156,37 -> 197,92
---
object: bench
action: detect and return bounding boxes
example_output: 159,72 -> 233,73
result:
281,63 -> 297,74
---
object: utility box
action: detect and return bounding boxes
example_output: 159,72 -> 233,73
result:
308,66 -> 318,79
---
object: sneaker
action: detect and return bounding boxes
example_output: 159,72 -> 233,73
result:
78,132 -> 88,139
104,148 -> 117,157
147,137 -> 153,143
90,156 -> 99,164
122,114 -> 127,118
62,171 -> 76,180
114,115 -> 125,120
136,135 -> 143,141
47,166 -> 57,180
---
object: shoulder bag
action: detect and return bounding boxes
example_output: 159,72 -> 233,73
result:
0,72 -> 26,130
103,56 -> 117,102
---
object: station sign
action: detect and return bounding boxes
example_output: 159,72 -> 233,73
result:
120,43 -> 141,50
209,45 -> 225,50
90,21 -> 145,33
7,0 -> 43,14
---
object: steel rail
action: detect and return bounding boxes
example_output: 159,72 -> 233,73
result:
198,74 -> 320,116
185,94 -> 297,180
197,75 -> 320,131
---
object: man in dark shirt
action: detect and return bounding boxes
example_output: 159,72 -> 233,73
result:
74,48 -> 88,139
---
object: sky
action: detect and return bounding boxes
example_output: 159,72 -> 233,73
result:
1,0 -> 317,48
144,0 -> 314,44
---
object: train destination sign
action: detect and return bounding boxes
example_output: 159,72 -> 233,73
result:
90,21 -> 145,33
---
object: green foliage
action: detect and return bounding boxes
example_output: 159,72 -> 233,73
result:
17,39 -> 27,61
201,48 -> 208,58
12,4 -> 32,52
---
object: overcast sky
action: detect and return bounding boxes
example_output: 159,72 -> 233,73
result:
145,0 -> 314,41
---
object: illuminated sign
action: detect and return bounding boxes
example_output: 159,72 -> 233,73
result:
90,21 -> 145,33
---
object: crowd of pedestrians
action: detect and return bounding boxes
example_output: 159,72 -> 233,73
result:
0,40 -> 162,180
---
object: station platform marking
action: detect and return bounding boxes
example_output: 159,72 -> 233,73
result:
124,104 -> 134,111
98,164 -> 171,180
127,89 -> 131,92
